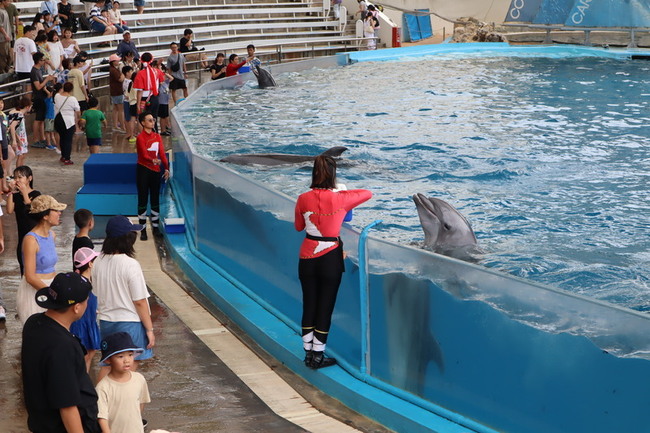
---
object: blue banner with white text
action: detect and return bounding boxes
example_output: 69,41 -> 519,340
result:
505,0 -> 545,23
565,0 -> 650,27
532,0 -> 574,24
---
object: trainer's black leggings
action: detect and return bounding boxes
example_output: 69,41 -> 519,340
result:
299,243 -> 345,347
136,164 -> 161,228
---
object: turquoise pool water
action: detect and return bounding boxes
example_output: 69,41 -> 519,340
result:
178,53 -> 650,311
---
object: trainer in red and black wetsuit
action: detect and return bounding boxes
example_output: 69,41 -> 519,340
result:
294,154 -> 372,370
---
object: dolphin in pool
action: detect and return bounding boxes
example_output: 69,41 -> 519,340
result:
412,193 -> 478,255
220,146 -> 347,166
252,65 -> 277,89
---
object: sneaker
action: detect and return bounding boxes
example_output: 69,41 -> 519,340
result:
0,306 -> 6,321
60,156 -> 66,162
63,159 -> 74,165
128,136 -> 137,143
136,20 -> 144,26
55,148 -> 61,155
140,229 -> 148,241
142,419 -> 148,428
31,140 -> 47,149
308,351 -> 336,369
45,144 -> 57,150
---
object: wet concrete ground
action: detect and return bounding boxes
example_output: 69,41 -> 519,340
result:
0,88 -> 393,433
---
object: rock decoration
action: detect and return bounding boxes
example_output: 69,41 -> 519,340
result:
451,17 -> 507,43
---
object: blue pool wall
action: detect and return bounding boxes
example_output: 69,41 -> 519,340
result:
165,44 -> 650,433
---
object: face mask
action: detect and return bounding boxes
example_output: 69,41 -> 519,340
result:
40,19 -> 44,23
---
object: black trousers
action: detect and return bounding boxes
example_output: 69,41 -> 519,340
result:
298,243 -> 345,347
55,116 -> 75,160
136,164 -> 161,228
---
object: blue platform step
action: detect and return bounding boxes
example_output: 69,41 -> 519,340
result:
76,153 -> 138,215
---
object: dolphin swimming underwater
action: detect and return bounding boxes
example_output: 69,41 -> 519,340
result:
220,146 -> 347,166
412,193 -> 478,255
252,65 -> 277,89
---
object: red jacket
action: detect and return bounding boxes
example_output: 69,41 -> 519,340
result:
136,130 -> 168,172
295,188 -> 372,259
226,60 -> 247,77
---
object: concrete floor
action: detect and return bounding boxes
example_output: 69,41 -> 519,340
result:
0,89 -> 393,433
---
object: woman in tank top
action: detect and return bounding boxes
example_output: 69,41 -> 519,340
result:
16,195 -> 67,324
60,27 -> 80,59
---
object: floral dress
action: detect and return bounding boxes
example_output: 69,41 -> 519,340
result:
8,111 -> 28,155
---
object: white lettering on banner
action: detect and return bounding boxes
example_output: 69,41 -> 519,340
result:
571,0 -> 593,25
509,0 -> 526,20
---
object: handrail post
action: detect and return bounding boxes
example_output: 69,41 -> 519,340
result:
358,220 -> 382,375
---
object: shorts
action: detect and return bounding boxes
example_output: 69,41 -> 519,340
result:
44,118 -> 55,132
123,100 -> 132,121
86,137 -> 102,147
90,20 -> 107,33
169,78 -> 186,90
111,95 -> 123,105
32,98 -> 46,121
134,0 -> 145,6
157,104 -> 169,119
99,320 -> 154,363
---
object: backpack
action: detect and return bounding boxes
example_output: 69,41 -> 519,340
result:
170,56 -> 181,73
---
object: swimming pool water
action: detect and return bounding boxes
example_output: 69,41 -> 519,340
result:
178,55 -> 650,311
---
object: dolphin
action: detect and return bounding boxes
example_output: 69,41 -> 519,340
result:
252,65 -> 277,89
412,193 -> 478,255
220,146 -> 347,166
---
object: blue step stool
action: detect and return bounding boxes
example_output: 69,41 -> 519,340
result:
76,153 -> 139,215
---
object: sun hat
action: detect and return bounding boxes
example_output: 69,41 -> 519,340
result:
105,215 -> 144,238
74,247 -> 100,269
100,332 -> 144,365
108,53 -> 121,63
35,272 -> 92,310
29,195 -> 67,214
123,29 -> 130,34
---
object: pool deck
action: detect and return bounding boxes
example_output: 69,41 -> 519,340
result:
0,88 -> 391,433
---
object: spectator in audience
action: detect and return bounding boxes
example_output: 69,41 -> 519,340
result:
225,53 -> 246,77
356,0 -> 368,18
179,28 -> 208,68
40,0 -> 58,18
14,25 -> 38,89
31,51 -> 57,149
157,63 -> 171,135
116,30 -> 139,61
57,0 -> 75,31
57,57 -> 71,83
364,13 -> 376,50
246,44 -> 261,69
332,0 -> 342,19
46,29 -> 64,72
61,27 -> 81,59
93,215 -> 154,381
68,55 -> 89,113
134,52 -> 163,125
120,49 -> 137,69
0,98 -> 11,189
42,11 -> 60,34
7,98 -> 31,168
166,41 -> 187,103
5,165 -> 40,275
209,53 -> 226,80
122,65 -> 138,141
21,271 -> 101,433
73,208 -> 95,259
71,247 -> 101,372
96,332 -> 150,433
134,0 -> 145,26
89,0 -> 116,44
0,0 -> 12,74
54,81 -> 81,164
43,82 -> 59,151
35,33 -> 56,73
79,96 -> 106,154
5,0 -> 18,48
78,50 -> 94,91
0,185 -> 4,321
108,53 -> 125,132
18,194 -> 67,324
32,13 -> 46,33
107,0 -> 127,33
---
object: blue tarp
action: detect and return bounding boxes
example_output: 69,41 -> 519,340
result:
403,10 -> 432,42
505,0 -> 545,23
566,0 -> 650,27
533,0 -> 574,24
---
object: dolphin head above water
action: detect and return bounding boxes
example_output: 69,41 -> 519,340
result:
412,193 -> 477,253
252,65 -> 277,89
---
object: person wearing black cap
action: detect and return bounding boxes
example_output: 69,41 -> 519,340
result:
92,215 -> 155,381
21,272 -> 101,433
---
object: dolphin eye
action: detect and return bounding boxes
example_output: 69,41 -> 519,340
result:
443,223 -> 451,231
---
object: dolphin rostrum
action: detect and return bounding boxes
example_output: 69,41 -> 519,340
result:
220,146 -> 347,166
252,65 -> 277,89
412,193 -> 478,254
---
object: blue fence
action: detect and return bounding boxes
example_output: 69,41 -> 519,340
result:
166,48 -> 650,433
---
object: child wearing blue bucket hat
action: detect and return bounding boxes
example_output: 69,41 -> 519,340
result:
96,331 -> 150,432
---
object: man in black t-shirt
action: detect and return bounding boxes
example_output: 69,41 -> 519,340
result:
22,272 -> 101,433
30,51 -> 56,148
